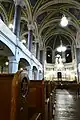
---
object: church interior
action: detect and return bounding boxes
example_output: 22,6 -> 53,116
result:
0,0 -> 80,120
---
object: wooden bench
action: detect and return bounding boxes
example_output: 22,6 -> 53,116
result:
0,71 -> 56,120
44,81 -> 56,120
0,70 -> 29,120
27,80 -> 45,119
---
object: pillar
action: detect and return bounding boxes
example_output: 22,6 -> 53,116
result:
76,48 -> 80,83
8,56 -> 19,73
52,50 -> 55,63
36,42 -> 39,59
43,48 -> 46,78
43,48 -> 47,64
27,66 -> 33,80
39,70 -> 43,80
71,44 -> 75,61
13,4 -> 21,38
33,70 -> 37,80
32,42 -> 36,56
37,70 -> 40,80
27,24 -> 34,52
75,31 -> 80,83
28,30 -> 33,51
40,50 -> 43,64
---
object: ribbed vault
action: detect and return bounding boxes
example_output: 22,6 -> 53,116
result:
0,0 -> 80,51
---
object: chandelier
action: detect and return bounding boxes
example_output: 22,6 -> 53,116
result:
57,40 -> 66,52
60,15 -> 68,27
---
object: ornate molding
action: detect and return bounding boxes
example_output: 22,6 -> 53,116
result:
13,0 -> 25,8
27,23 -> 35,31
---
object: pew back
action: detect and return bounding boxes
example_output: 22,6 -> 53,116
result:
27,80 -> 45,119
0,70 -> 29,120
0,74 -> 14,120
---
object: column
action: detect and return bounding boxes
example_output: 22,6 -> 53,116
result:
43,48 -> 47,64
40,50 -> 43,64
32,42 -> 36,56
75,31 -> 80,83
76,48 -> 80,83
71,44 -> 75,61
39,39 -> 44,62
28,30 -> 33,51
39,70 -> 43,80
36,70 -> 39,80
52,50 -> 55,63
27,66 -> 33,80
36,42 -> 39,59
8,56 -> 19,73
13,4 -> 21,38
27,24 -> 34,52
43,49 -> 46,78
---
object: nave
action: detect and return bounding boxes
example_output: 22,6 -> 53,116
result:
0,69 -> 80,120
54,89 -> 80,120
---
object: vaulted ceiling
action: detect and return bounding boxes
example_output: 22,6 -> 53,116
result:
0,0 -> 80,49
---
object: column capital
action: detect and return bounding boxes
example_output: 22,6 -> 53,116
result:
14,0 -> 25,7
8,56 -> 19,63
39,41 -> 44,49
35,38 -> 39,43
27,23 -> 35,31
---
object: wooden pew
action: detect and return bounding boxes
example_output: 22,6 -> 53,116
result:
0,71 -> 44,120
44,81 -> 56,120
0,74 -> 14,120
0,70 -> 29,120
27,80 -> 56,120
0,71 -> 56,120
27,80 -> 45,120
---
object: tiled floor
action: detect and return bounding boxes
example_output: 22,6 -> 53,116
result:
54,89 -> 80,120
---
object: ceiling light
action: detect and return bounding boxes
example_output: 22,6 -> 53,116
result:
9,24 -> 14,29
5,62 -> 9,66
57,45 -> 66,52
21,39 -> 26,44
60,15 -> 68,27
48,54 -> 50,57
20,68 -> 23,70
57,40 -> 67,52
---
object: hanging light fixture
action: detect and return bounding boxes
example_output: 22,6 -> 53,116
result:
21,39 -> 26,44
9,23 -> 14,29
5,61 -> 9,66
57,40 -> 66,52
60,15 -> 68,27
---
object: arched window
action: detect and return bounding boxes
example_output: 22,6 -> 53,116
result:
65,46 -> 72,63
46,47 -> 52,63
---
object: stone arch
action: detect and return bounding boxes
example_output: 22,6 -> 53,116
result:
0,41 -> 14,73
0,37 -> 15,56
18,58 -> 30,70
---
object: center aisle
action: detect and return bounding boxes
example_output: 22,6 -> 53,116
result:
54,89 -> 80,120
